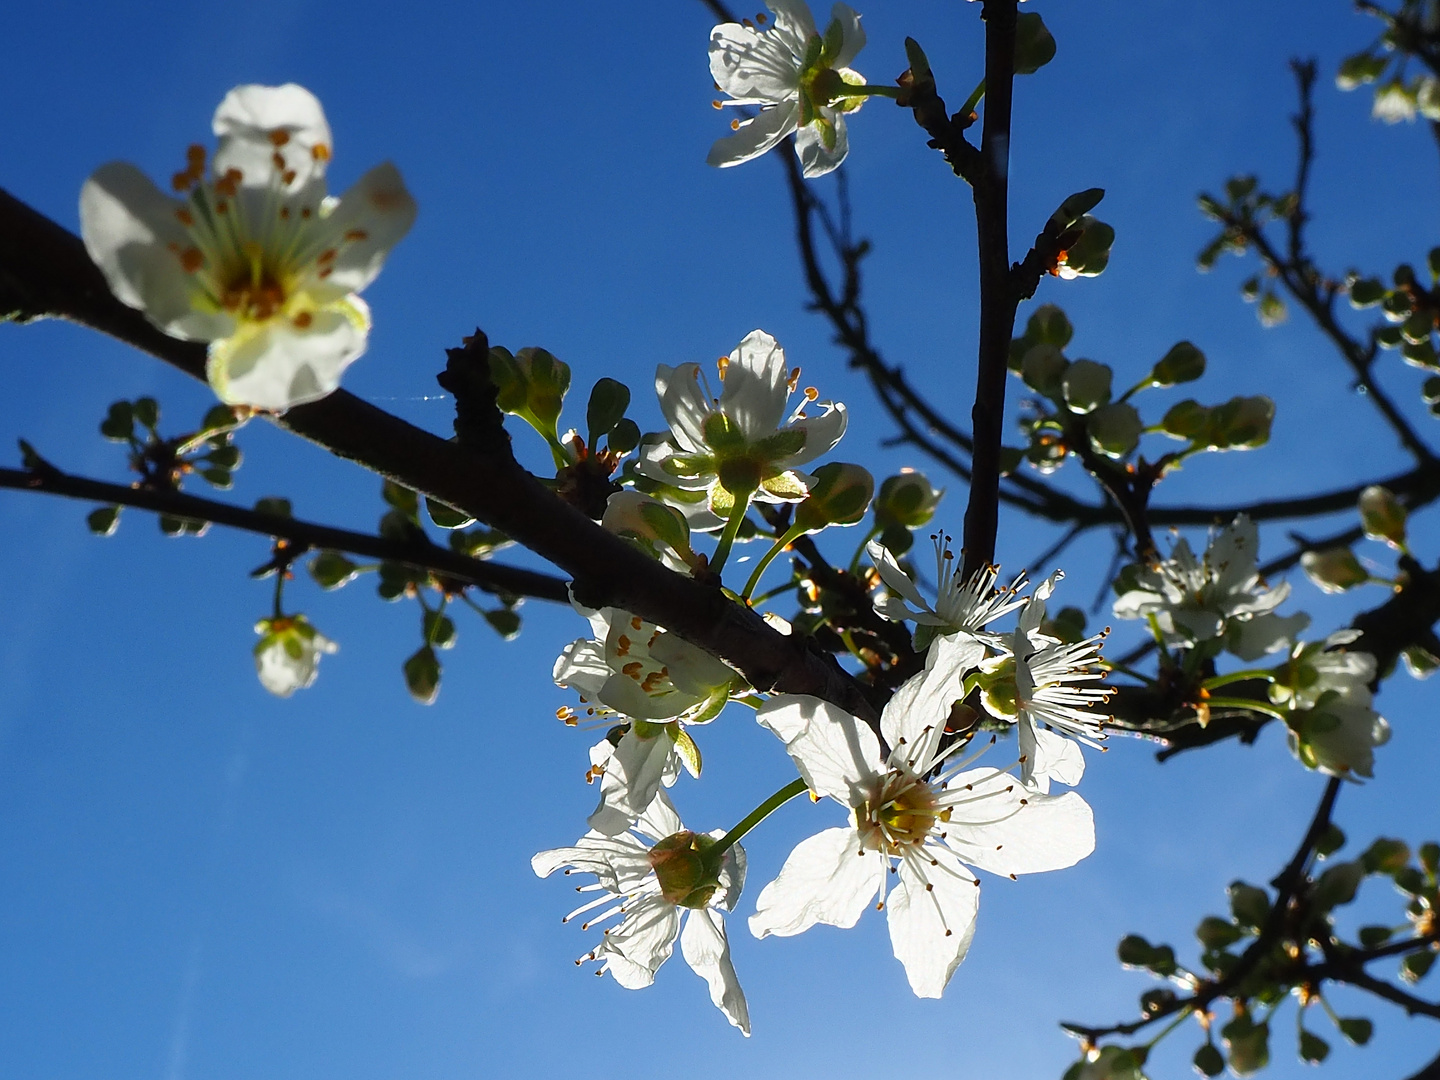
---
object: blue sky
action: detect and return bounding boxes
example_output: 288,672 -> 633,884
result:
1,1 -> 1439,1078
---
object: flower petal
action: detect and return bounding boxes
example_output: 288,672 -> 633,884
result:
785,401 -> 848,466
828,3 -> 866,68
795,113 -> 850,178
587,728 -> 680,835
655,362 -> 712,452
553,638 -> 609,698
596,893 -> 680,989
756,694 -> 883,804
942,769 -> 1096,876
303,162 -> 417,296
709,22 -> 803,102
886,847 -> 978,998
881,631 -> 987,751
79,163 -> 234,341
1020,721 -> 1086,791
720,329 -> 790,439
205,298 -> 369,410
749,826 -> 883,938
708,101 -> 801,169
213,83 -> 332,191
681,909 -> 751,1035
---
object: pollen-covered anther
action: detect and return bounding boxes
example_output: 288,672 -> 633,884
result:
730,119 -> 741,131
787,367 -> 801,392
615,634 -> 631,657
344,228 -> 369,243
292,312 -> 313,330
630,615 -> 644,631
712,99 -> 724,109
804,386 -> 819,401
312,143 -> 331,162
621,661 -> 643,679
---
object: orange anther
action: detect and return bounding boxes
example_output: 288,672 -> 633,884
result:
292,311 -> 313,329
268,129 -> 290,147
311,143 -> 331,162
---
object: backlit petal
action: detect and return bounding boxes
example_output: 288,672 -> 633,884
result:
749,826 -> 883,937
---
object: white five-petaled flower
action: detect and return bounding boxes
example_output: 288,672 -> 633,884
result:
532,791 -> 750,1035
253,613 -> 337,697
1271,631 -> 1390,779
637,330 -> 847,518
555,605 -> 741,833
81,84 -> 416,411
1009,572 -> 1111,790
867,536 -> 1029,649
1112,516 -> 1299,659
708,1 -> 868,178
750,635 -> 1095,998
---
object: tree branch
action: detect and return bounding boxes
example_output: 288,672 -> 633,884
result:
0,186 -> 881,726
0,463 -> 571,601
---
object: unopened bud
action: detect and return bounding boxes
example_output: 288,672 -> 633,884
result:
1358,485 -> 1407,549
1062,359 -> 1113,414
874,469 -> 943,529
794,462 -> 874,531
1300,547 -> 1368,593
603,490 -> 696,567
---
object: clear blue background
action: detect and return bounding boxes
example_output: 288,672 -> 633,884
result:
1,2 -> 1438,1078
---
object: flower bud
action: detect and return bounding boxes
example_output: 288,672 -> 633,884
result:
253,614 -> 337,698
794,462 -> 874,531
1359,485 -> 1407,549
1300,547 -> 1368,593
1087,401 -> 1142,459
1021,342 -> 1067,396
1150,341 -> 1206,386
648,830 -> 723,908
1056,216 -> 1115,279
874,469 -> 942,529
602,490 -> 696,568
1062,359 -> 1112,414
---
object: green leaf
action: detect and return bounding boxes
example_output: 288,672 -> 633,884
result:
1401,948 -> 1436,984
254,496 -> 293,519
1026,304 -> 1073,347
1316,823 -> 1347,858
608,417 -> 641,454
1060,217 -> 1115,278
204,445 -> 241,469
1062,359 -> 1112,414
1313,861 -> 1364,909
485,608 -> 522,640
424,610 -> 457,650
1336,1017 -> 1372,1046
382,480 -> 420,522
1228,881 -> 1270,930
425,496 -> 474,530
1161,399 -> 1210,440
1221,1016 -> 1269,1077
1151,342 -> 1206,386
377,561 -> 415,601
1116,934 -> 1156,967
1298,1029 -> 1330,1064
1225,175 -> 1258,202
403,645 -> 441,704
1357,925 -> 1394,948
1012,11 -> 1056,75
1359,485 -> 1407,548
672,728 -> 702,778
1192,1042 -> 1225,1077
1348,277 -> 1387,307
199,466 -> 232,489
1021,343 -> 1068,397
1087,402 -> 1143,459
1195,916 -> 1244,950
1049,189 -> 1105,232
1419,842 -> 1439,876
132,396 -> 159,430
201,404 -> 238,432
99,401 -> 135,442
308,550 -> 360,590
86,505 -> 121,536
586,378 -> 631,449
1362,837 -> 1410,874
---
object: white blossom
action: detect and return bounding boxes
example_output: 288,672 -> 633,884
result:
555,606 -> 741,833
80,84 -> 415,411
1112,516 -> 1296,656
1270,632 -> 1390,779
708,1 -> 868,178
750,635 -> 1095,998
867,536 -> 1028,648
532,791 -> 750,1035
252,614 -> 336,697
637,330 -> 846,517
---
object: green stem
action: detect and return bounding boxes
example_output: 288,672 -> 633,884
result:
1142,1005 -> 1195,1050
848,524 -> 881,573
1203,668 -> 1277,691
1101,659 -> 1157,685
711,777 -> 809,858
709,495 -> 752,577
742,523 -> 807,601
843,83 -> 904,100
1205,696 -> 1290,722
960,77 -> 986,118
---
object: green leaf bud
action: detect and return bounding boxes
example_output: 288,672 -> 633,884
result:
132,397 -> 159,430
403,645 -> 441,704
1316,823 -> 1347,858
1402,948 -> 1436,984
1013,11 -> 1056,75
99,401 -> 135,442
1026,304 -> 1073,347
1336,1017 -> 1373,1046
1221,1015 -> 1270,1077
1049,189 -> 1105,233
1087,402 -> 1142,459
1361,837 -> 1410,874
309,550 -> 359,590
1057,216 -> 1115,278
795,462 -> 875,531
424,610 -> 457,650
426,496 -> 475,530
1402,310 -> 1433,345
1403,644 -> 1440,679
874,469 -> 942,528
1228,881 -> 1270,930
1312,860 -> 1364,909
1225,176 -> 1258,202
87,504 -> 121,536
1062,359 -> 1112,414
1021,342 -> 1068,396
1192,1043 -> 1225,1077
1150,342 -> 1206,386
1349,277 -> 1387,307
1300,547 -> 1368,593
1359,485 -> 1407,548
1337,51 -> 1387,90
1208,395 -> 1274,450
608,417 -> 642,454
1358,925 -> 1394,948
1402,339 -> 1439,369
586,377 -> 631,450
1195,916 -> 1244,950
1298,1030 -> 1330,1065
381,480 -> 419,521
1161,399 -> 1210,440
485,608 -> 522,639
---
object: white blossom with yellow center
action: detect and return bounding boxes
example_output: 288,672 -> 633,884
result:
750,634 -> 1095,998
80,84 -> 416,411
